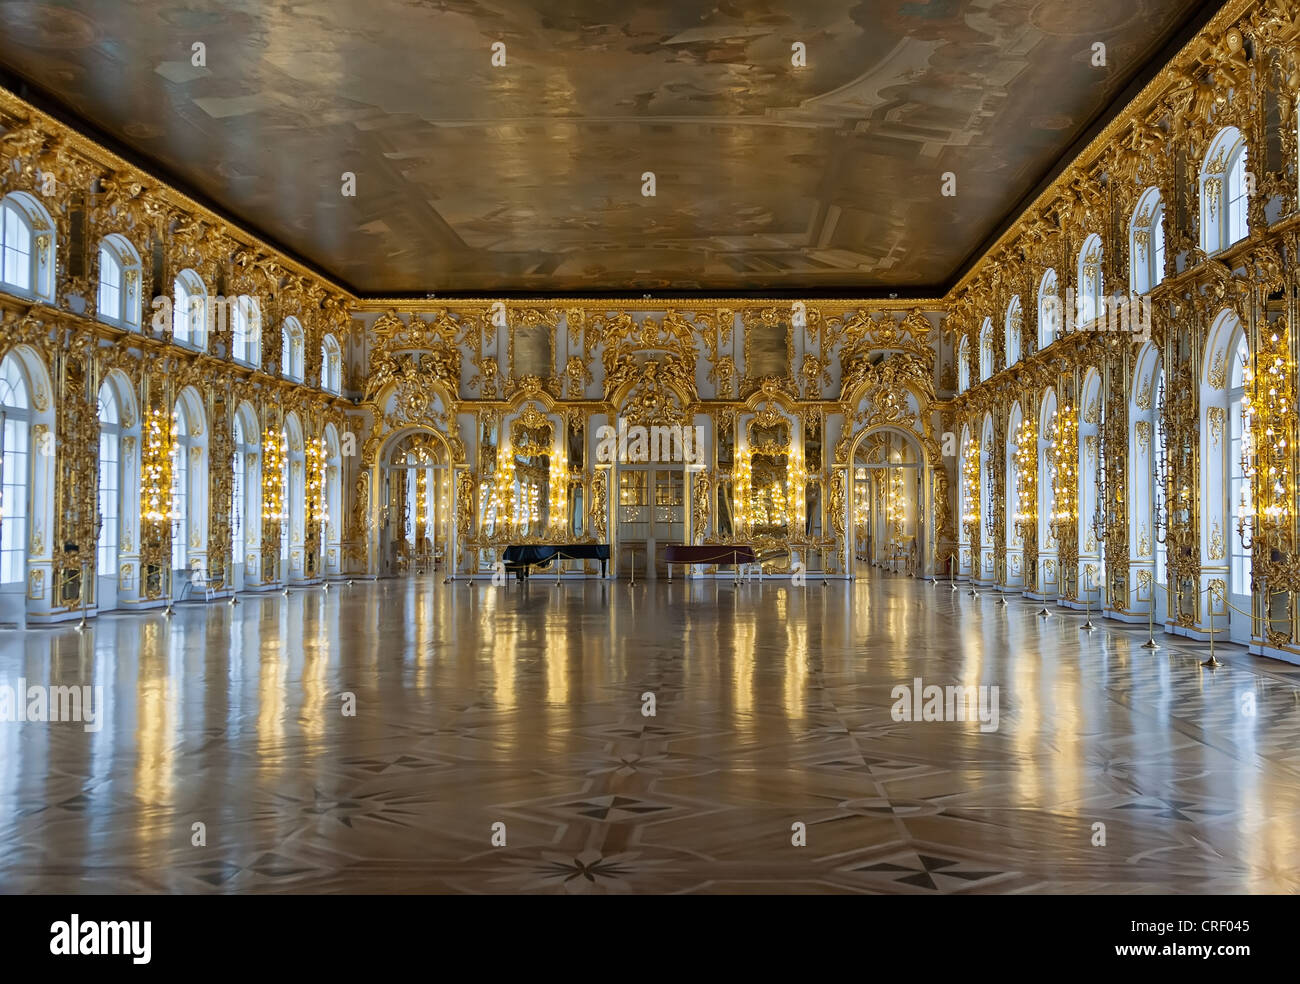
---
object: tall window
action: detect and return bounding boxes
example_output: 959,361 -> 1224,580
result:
1005,296 -> 1022,366
1154,375 -> 1167,590
282,318 -> 304,382
172,270 -> 207,348
0,354 -> 31,584
1229,332 -> 1250,597
957,426 -> 972,547
979,318 -> 994,382
957,336 -> 971,393
172,411 -> 190,571
98,246 -> 120,321
1076,234 -> 1103,326
1,199 -> 31,293
1201,127 -> 1249,254
97,383 -> 121,575
232,416 -> 246,562
96,235 -> 142,328
280,447 -> 289,567
322,334 -> 342,393
1227,148 -> 1249,247
0,193 -> 55,301
1038,392 -> 1058,561
231,295 -> 261,365
1130,188 -> 1165,295
1038,269 -> 1059,349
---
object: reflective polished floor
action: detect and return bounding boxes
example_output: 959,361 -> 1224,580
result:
2,571 -> 1299,894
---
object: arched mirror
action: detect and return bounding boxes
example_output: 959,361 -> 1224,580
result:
510,414 -> 551,537
746,413 -> 792,539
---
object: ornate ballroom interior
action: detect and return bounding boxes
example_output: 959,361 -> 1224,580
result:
0,0 -> 1298,897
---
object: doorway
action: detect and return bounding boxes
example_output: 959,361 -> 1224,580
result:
379,432 -> 451,577
850,430 -> 922,576
617,466 -> 685,579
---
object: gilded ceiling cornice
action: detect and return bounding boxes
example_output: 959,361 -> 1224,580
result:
948,0 -> 1263,297
355,297 -> 944,312
0,85 -> 353,302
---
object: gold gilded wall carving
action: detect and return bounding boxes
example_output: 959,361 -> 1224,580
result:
4,0 -> 1300,649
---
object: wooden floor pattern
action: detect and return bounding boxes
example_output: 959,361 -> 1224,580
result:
1,571 -> 1298,894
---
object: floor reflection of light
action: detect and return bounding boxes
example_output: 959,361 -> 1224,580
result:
301,591 -> 328,746
257,601 -> 287,773
545,609 -> 569,709
1011,612 -> 1042,806
4,571 -> 1300,893
413,587 -> 429,693
784,590 -> 807,719
135,618 -> 174,807
490,587 -> 517,710
731,602 -> 756,727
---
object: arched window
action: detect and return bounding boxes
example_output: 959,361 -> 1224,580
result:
979,413 -> 994,580
957,423 -> 972,551
280,434 -> 291,570
323,424 -> 343,576
957,336 -> 971,393
1006,402 -> 1023,550
232,413 -> 247,563
231,404 -> 261,590
978,317 -> 994,382
172,269 -> 207,348
1038,388 -> 1058,595
1038,269 -> 1059,350
1154,374 -> 1168,594
97,235 -> 142,328
282,317 -> 304,382
230,295 -> 261,366
1202,309 -> 1250,643
1201,127 -> 1249,254
1130,188 -> 1166,295
97,382 -> 121,578
1076,234 -> 1103,326
1128,342 -> 1163,619
282,414 -> 305,580
0,192 -> 56,301
321,334 -> 342,394
0,353 -> 31,584
170,389 -> 209,592
1228,331 -> 1250,601
172,408 -> 191,572
1005,296 -> 1022,366
1078,370 -> 1103,602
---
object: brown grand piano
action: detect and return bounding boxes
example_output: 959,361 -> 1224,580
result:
662,544 -> 758,582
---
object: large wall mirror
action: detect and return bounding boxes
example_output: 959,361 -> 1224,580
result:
510,416 -> 552,537
804,415 -> 823,539
569,480 -> 585,537
478,415 -> 499,537
747,413 -> 793,539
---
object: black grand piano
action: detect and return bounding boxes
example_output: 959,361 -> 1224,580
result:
502,544 -> 611,581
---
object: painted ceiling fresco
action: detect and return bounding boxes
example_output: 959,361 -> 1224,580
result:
0,1 -> 1219,295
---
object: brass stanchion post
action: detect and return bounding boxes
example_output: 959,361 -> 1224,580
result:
1141,584 -> 1158,649
76,561 -> 89,631
1203,583 -> 1222,668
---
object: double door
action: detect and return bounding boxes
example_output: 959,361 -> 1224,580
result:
617,467 -> 685,579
